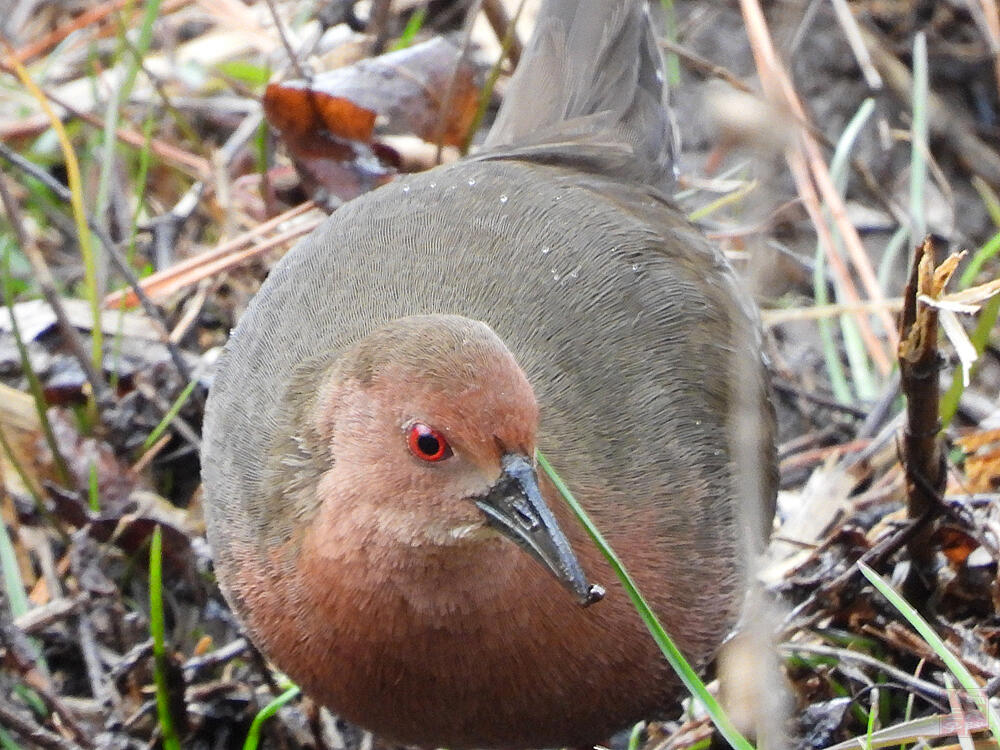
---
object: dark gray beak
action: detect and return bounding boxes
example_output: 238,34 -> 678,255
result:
474,454 -> 604,607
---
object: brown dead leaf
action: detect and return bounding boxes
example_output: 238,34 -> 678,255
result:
266,36 -> 480,150
930,251 -> 964,296
955,428 -> 1000,493
263,86 -> 377,143
934,525 -> 981,566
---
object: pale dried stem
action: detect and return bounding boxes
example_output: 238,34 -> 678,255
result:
828,0 -> 882,89
103,201 -> 320,308
1,0 -> 191,66
787,143 -> 893,373
762,297 -> 904,327
739,0 -> 897,373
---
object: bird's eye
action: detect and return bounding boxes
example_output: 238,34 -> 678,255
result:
407,423 -> 453,462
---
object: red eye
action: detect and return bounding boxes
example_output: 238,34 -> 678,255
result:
407,423 -> 453,462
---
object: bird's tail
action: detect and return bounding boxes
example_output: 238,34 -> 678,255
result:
480,0 -> 676,191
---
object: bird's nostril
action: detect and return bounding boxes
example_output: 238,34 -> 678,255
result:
511,497 -> 538,530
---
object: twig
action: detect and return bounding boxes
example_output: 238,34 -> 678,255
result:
827,0 -> 882,89
13,594 -> 85,634
779,437 -> 874,473
780,642 -> 948,704
771,379 -> 870,417
0,702 -> 86,750
778,509 -> 936,635
103,201 -> 320,308
0,619 -> 95,747
897,237 -> 946,587
482,0 -> 523,66
263,0 -> 307,80
182,637 -> 250,677
368,0 -> 393,54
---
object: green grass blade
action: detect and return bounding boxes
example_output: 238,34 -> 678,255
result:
813,243 -> 852,403
660,0 -> 681,87
877,225 -> 910,292
0,726 -> 24,750
839,312 -> 878,401
537,451 -> 755,750
142,379 -> 198,451
243,685 -> 301,750
150,526 -> 182,750
96,0 -> 163,221
830,98 -> 875,195
971,176 -> 1000,228
627,721 -> 646,750
819,98 -> 879,403
88,461 -> 101,512
859,562 -> 1000,738
0,519 -> 30,619
957,230 -> 1000,289
1,249 -> 71,485
390,6 -> 427,51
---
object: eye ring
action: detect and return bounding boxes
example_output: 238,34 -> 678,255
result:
407,423 -> 453,462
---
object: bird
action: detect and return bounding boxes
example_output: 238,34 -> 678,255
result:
201,1 -> 777,748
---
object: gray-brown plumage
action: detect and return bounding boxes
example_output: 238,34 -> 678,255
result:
202,1 -> 777,748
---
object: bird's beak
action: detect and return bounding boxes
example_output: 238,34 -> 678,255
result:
474,454 -> 604,607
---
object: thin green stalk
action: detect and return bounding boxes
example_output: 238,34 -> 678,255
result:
88,462 -> 101,512
128,111 -> 157,266
863,687 -> 879,750
92,1 -> 162,395
390,5 -> 427,50
142,379 -> 198,451
971,176 -> 1000,228
839,312 -> 878,401
814,244 -> 852,403
819,97 -> 880,402
1,251 -> 71,485
95,0 -> 163,220
243,685 -> 301,750
957,230 -> 1000,289
877,225 -> 910,292
687,180 -> 757,223
9,48 -> 102,383
859,562 -> 1000,739
627,721 -> 646,750
830,99 -> 875,195
110,110 -> 157,395
0,726 -> 23,750
659,0 -> 681,86
939,293 -> 1000,427
537,451 -> 755,750
150,526 -> 182,750
0,517 -> 30,619
815,98 -> 876,404
463,0 -> 527,154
